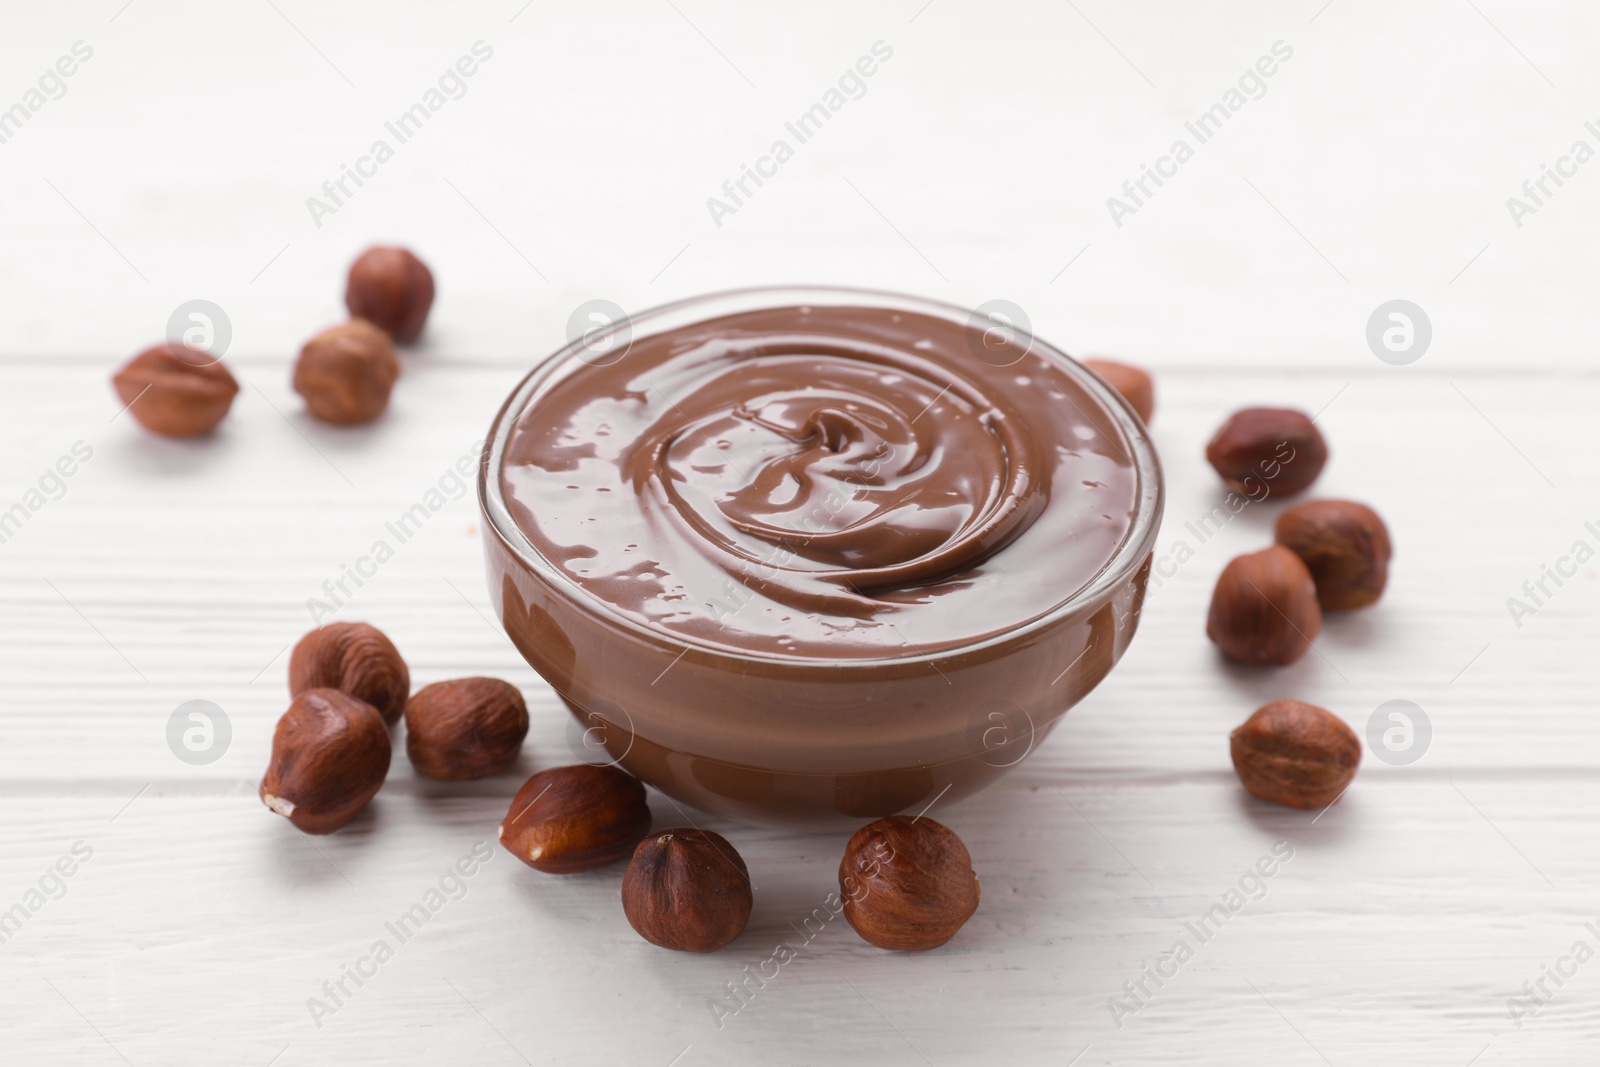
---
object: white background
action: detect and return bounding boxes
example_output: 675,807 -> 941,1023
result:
1,2 -> 1596,1064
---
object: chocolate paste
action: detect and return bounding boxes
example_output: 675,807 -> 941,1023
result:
499,305 -> 1139,659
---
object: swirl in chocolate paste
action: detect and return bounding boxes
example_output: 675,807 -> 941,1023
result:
625,337 -> 1046,616
500,305 -> 1139,658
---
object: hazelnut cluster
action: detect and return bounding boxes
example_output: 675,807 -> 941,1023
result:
1194,405 -> 1393,809
1202,408 -> 1393,668
1051,370 -> 1384,811
110,244 -> 434,436
259,621 -> 981,952
292,246 -> 434,425
261,621 -> 529,833
496,765 -> 981,953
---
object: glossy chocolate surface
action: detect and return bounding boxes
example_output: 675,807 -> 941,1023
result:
499,305 -> 1140,659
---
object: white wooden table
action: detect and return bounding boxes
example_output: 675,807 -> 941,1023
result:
2,2 -> 1595,1063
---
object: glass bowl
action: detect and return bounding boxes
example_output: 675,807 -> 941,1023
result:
479,286 -> 1162,828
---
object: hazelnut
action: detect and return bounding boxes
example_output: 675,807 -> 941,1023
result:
111,343 -> 238,437
292,320 -> 400,425
499,765 -> 651,873
405,677 -> 529,780
345,245 -> 435,344
1206,546 -> 1322,666
839,816 -> 980,951
1275,499 -> 1392,611
621,829 -> 752,953
1205,407 -> 1327,497
1083,357 -> 1154,424
1230,699 -> 1360,809
260,688 -> 391,833
289,622 -> 409,725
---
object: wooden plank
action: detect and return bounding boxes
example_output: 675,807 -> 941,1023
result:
0,778 -> 1592,1064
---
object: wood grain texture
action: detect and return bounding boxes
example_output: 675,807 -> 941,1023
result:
1,1 -> 1595,1064
0,359 -> 1588,1066
3,780 -> 1597,1066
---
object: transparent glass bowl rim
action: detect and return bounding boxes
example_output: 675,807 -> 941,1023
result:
478,285 -> 1165,669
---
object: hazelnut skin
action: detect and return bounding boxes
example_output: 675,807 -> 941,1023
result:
1275,499 -> 1392,611
1083,357 -> 1154,424
260,688 -> 391,833
405,677 -> 529,780
499,765 -> 651,873
1206,546 -> 1323,666
1205,407 -> 1327,497
111,343 -> 238,437
840,816 -> 980,951
622,829 -> 752,953
289,622 -> 410,725
292,319 -> 400,425
345,246 -> 435,344
1231,700 -> 1360,809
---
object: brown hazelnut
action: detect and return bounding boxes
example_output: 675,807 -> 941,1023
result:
839,816 -> 980,951
1275,499 -> 1392,611
621,829 -> 752,953
1205,407 -> 1327,497
345,245 -> 435,344
404,677 -> 529,780
292,320 -> 400,425
111,343 -> 238,437
1206,546 -> 1322,666
499,764 -> 651,873
289,622 -> 409,725
1083,357 -> 1154,424
1230,699 -> 1360,809
260,688 -> 391,833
